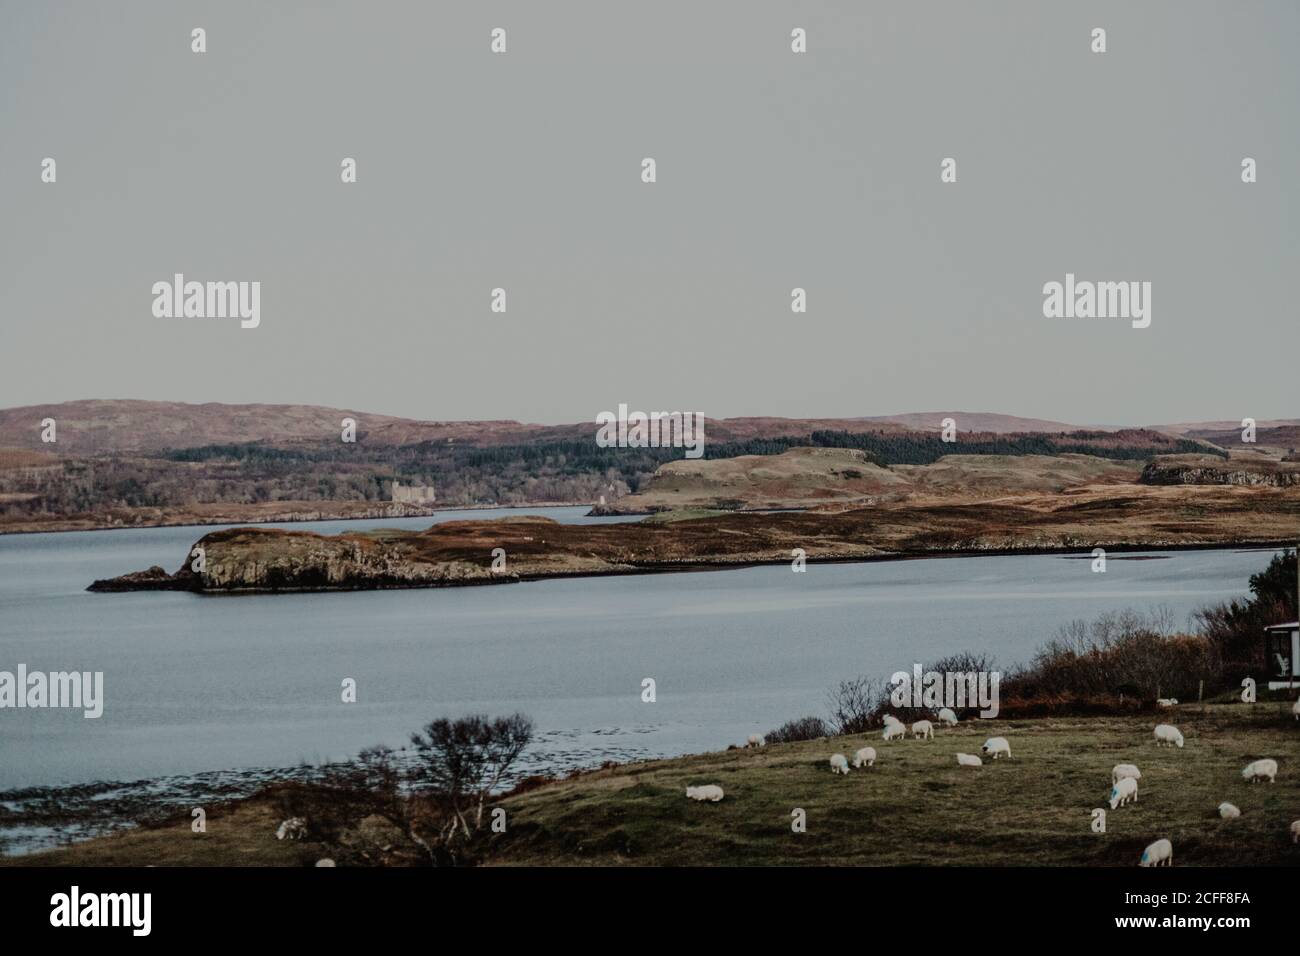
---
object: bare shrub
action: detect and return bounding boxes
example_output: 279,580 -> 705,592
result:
766,715 -> 830,743
1003,606 -> 1214,703
827,675 -> 886,735
280,713 -> 534,867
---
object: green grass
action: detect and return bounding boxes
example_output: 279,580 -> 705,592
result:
8,705 -> 1297,867
486,704 -> 1300,866
2,799 -> 327,867
641,508 -> 733,524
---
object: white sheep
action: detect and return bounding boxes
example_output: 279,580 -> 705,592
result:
981,736 -> 1011,759
1292,698 -> 1299,721
853,746 -> 877,768
882,714 -> 904,728
830,753 -> 850,775
1218,802 -> 1241,819
1112,763 -> 1142,785
1139,838 -> 1173,867
1241,758 -> 1278,784
1156,698 -> 1178,707
746,733 -> 767,748
956,752 -> 983,767
883,722 -> 906,741
1153,724 -> 1184,748
912,719 -> 934,740
937,707 -> 958,726
315,858 -> 337,867
685,784 -> 725,802
1291,820 -> 1300,844
276,817 -> 307,841
1109,776 -> 1138,810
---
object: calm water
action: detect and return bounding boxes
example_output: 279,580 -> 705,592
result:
0,510 -> 1279,799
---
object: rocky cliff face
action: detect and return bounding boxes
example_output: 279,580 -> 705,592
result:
88,522 -> 636,593
91,527 -> 531,592
1140,460 -> 1300,487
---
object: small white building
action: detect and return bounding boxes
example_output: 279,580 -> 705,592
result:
1262,621 -> 1300,690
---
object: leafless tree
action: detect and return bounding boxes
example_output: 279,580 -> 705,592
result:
827,675 -> 885,734
409,712 -> 535,844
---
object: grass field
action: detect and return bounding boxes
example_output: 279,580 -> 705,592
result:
8,704 -> 1298,867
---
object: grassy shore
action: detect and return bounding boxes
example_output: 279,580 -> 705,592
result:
8,704 -> 1298,867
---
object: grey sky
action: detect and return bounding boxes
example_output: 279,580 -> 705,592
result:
1,0 -> 1297,426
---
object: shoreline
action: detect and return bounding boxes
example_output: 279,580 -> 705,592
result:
7,704 -> 1298,866
87,536 -> 1296,596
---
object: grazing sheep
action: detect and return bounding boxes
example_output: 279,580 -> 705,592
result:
1156,698 -> 1178,707
1112,763 -> 1142,785
1241,758 -> 1278,784
912,719 -> 934,740
746,733 -> 767,748
1139,838 -> 1173,867
980,736 -> 1011,759
1153,724 -> 1184,748
937,707 -> 958,726
686,784 -> 725,802
1291,820 -> 1300,844
956,752 -> 983,767
853,746 -> 877,768
276,817 -> 307,841
1109,776 -> 1138,810
830,753 -> 850,775
1218,802 -> 1241,819
882,714 -> 903,728
883,722 -> 906,741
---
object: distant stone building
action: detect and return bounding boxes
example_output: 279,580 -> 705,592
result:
391,480 -> 435,504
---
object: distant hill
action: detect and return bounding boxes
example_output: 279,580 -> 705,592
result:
1177,424 -> 1300,455
860,411 -> 1101,434
598,447 -> 1144,514
0,400 -> 554,454
0,400 -> 1233,532
1152,419 -> 1300,438
0,401 -> 920,455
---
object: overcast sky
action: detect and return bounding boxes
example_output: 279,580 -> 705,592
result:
1,0 -> 1296,426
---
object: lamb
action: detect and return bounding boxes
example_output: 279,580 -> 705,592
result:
1241,758 -> 1278,784
746,734 -> 767,748
685,784 -> 725,802
1153,724 -> 1184,748
937,707 -> 958,726
853,746 -> 877,768
1112,763 -> 1142,785
276,817 -> 307,841
956,752 -> 983,767
1291,820 -> 1300,844
1156,698 -> 1178,707
1218,802 -> 1241,819
980,736 -> 1011,759
1138,838 -> 1173,867
912,719 -> 934,740
1109,776 -> 1138,810
883,722 -> 906,741
830,753 -> 850,775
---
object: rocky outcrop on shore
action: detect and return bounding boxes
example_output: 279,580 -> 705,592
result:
1140,456 -> 1300,487
86,565 -> 189,592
